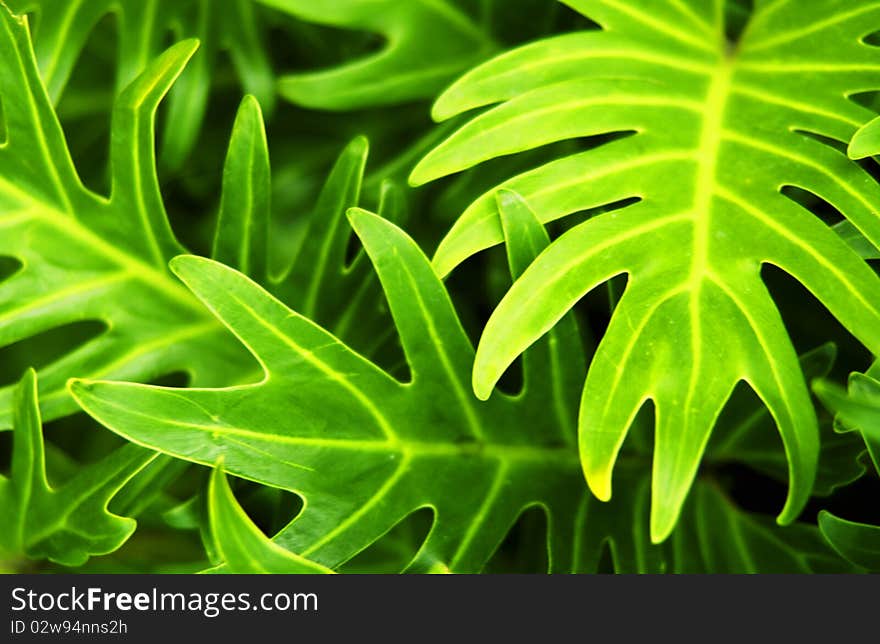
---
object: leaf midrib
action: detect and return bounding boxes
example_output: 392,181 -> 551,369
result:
682,57 -> 732,416
84,391 -> 580,466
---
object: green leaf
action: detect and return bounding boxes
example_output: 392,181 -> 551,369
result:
817,511 -> 880,570
207,466 -> 332,574
203,463 -> 854,574
668,482 -> 855,574
271,136 -> 409,359
814,373 -> 880,472
0,370 -> 155,568
72,192 -> 845,574
412,0 -> 880,541
832,220 -> 880,261
0,9 -> 252,426
276,136 -> 369,322
71,200 -> 596,573
8,0 -> 275,171
848,115 -> 880,160
265,0 -> 496,110
813,374 -> 880,570
213,95 -> 271,284
708,343 -> 866,496
0,6 -> 379,428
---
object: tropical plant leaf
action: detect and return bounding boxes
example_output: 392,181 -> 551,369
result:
668,480 -> 856,574
273,137 -> 404,349
841,116 -> 880,259
213,95 -> 272,285
0,370 -> 155,569
848,114 -> 880,160
834,221 -> 880,260
813,373 -> 880,570
207,466 -> 332,573
210,464 -> 856,574
206,462 -> 854,574
264,0 -> 495,110
708,343 -> 866,496
8,0 -> 275,171
817,511 -> 880,571
596,347 -> 863,574
411,0 -> 880,541
0,5 -> 383,428
0,10 -> 251,427
815,371 -> 880,471
71,196 -> 591,573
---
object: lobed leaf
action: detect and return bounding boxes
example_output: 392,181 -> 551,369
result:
0,8 -> 251,425
207,466 -> 332,574
708,343 -> 866,496
0,5 -> 384,428
0,370 -> 155,568
413,0 -> 880,541
265,0 -> 496,110
813,373 -> 880,570
7,0 -> 275,171
72,200 -> 590,573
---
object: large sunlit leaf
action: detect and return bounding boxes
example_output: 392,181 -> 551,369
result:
412,0 -> 880,541
0,370 -> 155,569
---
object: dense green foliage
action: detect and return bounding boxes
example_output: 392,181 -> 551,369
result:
1,0 -> 878,574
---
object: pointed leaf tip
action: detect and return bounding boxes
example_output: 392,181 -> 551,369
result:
239,93 -> 261,112
13,369 -> 39,435
408,158 -> 434,188
346,207 -> 414,254
231,95 -> 266,133
18,367 -> 37,391
66,377 -> 90,398
811,377 -> 846,407
120,38 -> 200,98
173,38 -> 201,58
67,378 -> 107,419
649,506 -> 680,545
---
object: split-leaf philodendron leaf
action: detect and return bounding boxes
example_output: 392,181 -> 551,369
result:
0,3 -> 386,428
814,373 -> 880,570
265,0 -> 496,110
71,195 -> 594,573
0,370 -> 154,569
207,466 -> 333,574
0,8 -> 250,425
412,0 -> 880,541
8,0 -> 505,170
8,0 -> 275,171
